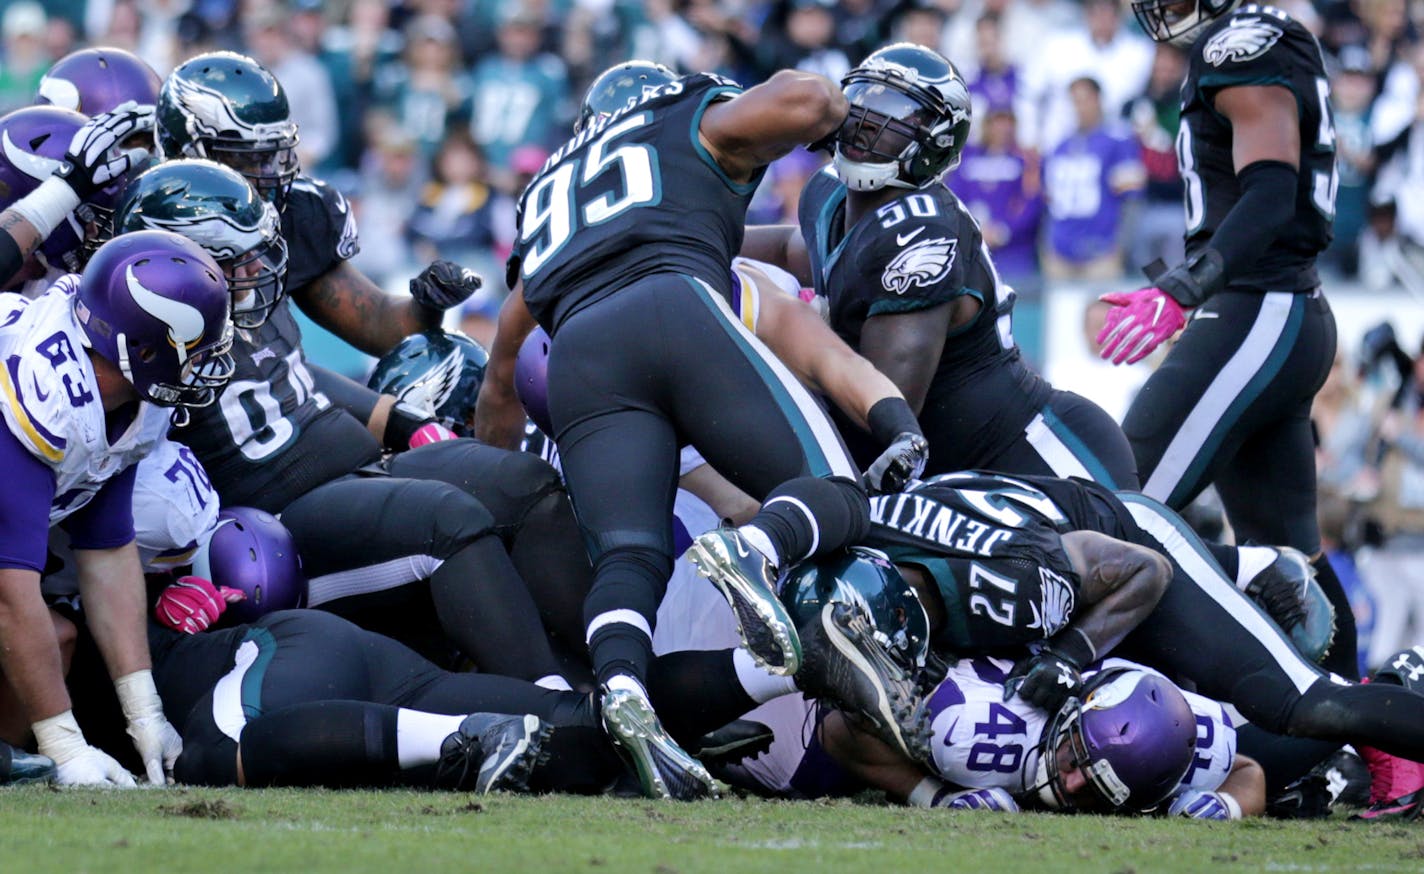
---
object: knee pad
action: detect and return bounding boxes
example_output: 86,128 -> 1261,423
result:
400,479 -> 498,558
1283,682 -> 1357,741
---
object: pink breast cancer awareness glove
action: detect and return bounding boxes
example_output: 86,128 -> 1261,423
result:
1096,288 -> 1188,365
409,421 -> 458,448
154,576 -> 246,635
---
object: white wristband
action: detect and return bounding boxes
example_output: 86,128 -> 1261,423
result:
32,710 -> 89,765
1220,791 -> 1244,820
115,669 -> 163,723
7,176 -> 81,240
907,776 -> 948,808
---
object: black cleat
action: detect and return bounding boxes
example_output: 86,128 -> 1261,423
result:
0,741 -> 54,786
601,685 -> 719,801
692,719 -> 776,767
796,602 -> 927,763
436,713 -> 552,794
688,528 -> 801,675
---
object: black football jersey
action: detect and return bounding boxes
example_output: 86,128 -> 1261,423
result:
867,472 -> 1081,655
797,170 -> 1051,472
512,74 -> 763,332
176,175 -> 375,512
281,175 -> 360,292
1180,4 -> 1335,291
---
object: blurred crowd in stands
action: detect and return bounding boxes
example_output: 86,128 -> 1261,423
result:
8,0 -> 1424,669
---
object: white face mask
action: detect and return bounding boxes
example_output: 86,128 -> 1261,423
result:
832,150 -> 914,192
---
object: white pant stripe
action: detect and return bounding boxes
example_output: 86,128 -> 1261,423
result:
211,639 -> 260,743
586,608 -> 653,645
1024,413 -> 1092,480
1143,292 -> 1294,503
305,555 -> 445,606
1122,497 -> 1323,695
693,278 -> 859,480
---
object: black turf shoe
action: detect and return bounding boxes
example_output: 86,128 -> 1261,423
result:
436,713 -> 552,794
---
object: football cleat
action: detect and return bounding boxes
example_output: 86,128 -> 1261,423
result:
688,528 -> 801,675
1354,789 -> 1424,822
691,719 -> 776,767
1243,546 -> 1335,663
796,602 -> 928,763
600,685 -> 719,801
1356,744 -> 1424,818
436,713 -> 552,794
0,741 -> 56,786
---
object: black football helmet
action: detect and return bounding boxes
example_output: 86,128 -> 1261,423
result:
834,43 -> 972,192
779,547 -> 930,670
113,159 -> 288,329
367,330 -> 489,436
577,61 -> 678,133
155,52 -> 300,209
1133,0 -> 1241,47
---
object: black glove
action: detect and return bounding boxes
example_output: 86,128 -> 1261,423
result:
1003,646 -> 1085,714
55,100 -> 153,200
865,432 -> 928,495
409,260 -> 483,311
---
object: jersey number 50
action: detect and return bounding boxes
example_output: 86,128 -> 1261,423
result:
519,113 -> 662,279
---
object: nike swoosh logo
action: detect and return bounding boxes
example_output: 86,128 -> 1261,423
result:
1193,311 -> 1219,320
732,536 -> 750,559
32,378 -> 49,403
896,227 -> 926,246
1150,295 -> 1165,326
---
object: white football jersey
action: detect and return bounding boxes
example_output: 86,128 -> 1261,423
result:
0,280 -> 169,525
130,438 -> 220,569
925,656 -> 1236,798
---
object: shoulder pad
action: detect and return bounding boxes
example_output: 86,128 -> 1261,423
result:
1200,9 -> 1290,67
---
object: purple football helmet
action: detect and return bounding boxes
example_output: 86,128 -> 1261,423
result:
191,507 -> 306,625
515,325 -> 553,436
0,105 -> 131,272
1030,669 -> 1196,813
36,47 -> 163,116
75,230 -> 234,422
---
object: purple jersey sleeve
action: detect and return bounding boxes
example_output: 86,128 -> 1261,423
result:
0,420 -> 57,572
60,462 -> 137,551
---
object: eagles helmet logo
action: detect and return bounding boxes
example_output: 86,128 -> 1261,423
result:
393,348 -> 464,418
1203,18 -> 1284,66
168,75 -> 298,149
881,237 -> 956,295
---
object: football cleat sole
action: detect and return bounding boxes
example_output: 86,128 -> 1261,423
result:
688,529 -> 801,676
798,602 -> 927,763
601,686 -> 719,802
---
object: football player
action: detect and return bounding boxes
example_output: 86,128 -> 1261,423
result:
1103,1 -> 1350,676
36,47 -> 162,118
0,102 -> 151,291
474,60 -> 886,800
0,229 -> 233,785
742,43 -> 1139,489
110,158 -> 577,689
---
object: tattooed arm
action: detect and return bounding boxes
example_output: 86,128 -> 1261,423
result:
291,261 -> 440,356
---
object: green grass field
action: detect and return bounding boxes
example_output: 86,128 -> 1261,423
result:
3,787 -> 1423,874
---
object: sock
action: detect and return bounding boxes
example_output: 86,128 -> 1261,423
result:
1203,540 -> 1240,580
739,525 -> 780,568
732,647 -> 798,703
743,476 -> 870,567
605,673 -> 647,698
908,776 -> 954,808
1234,545 -> 1278,591
395,709 -> 467,769
646,649 -> 758,744
240,701 -> 400,788
583,546 -> 665,686
536,674 -> 573,691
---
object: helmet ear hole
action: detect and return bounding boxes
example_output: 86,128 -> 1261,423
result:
138,346 -> 156,364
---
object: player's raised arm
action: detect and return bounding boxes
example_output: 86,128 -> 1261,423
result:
699,70 -> 848,182
475,286 -> 539,449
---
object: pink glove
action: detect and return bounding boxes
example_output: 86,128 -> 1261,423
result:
1096,288 -> 1187,365
409,421 -> 458,448
154,576 -> 245,635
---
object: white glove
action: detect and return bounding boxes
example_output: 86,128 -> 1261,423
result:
33,710 -> 137,787
57,99 -> 153,198
116,670 -> 182,784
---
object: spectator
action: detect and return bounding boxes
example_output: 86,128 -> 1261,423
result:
245,3 -> 338,170
1123,43 -> 1186,274
951,104 -> 1043,294
1363,0 -> 1419,145
627,0 -> 706,72
890,2 -> 947,55
468,4 -> 570,182
965,14 -> 1017,136
941,0 -> 1077,77
1016,0 -> 1152,153
0,2 -> 49,114
406,129 -> 514,287
289,0 -> 363,173
1041,76 -> 1144,281
1372,79 -> 1424,287
351,121 -> 424,288
376,14 -> 471,161
747,147 -> 826,225
733,0 -> 850,84
1326,44 -> 1380,277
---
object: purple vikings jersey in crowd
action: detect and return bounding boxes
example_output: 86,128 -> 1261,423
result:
952,144 -> 1044,281
1043,125 -> 1143,262
923,655 -> 1235,799
0,279 -> 169,571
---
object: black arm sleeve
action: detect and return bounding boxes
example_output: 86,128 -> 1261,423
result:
310,364 -> 381,425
